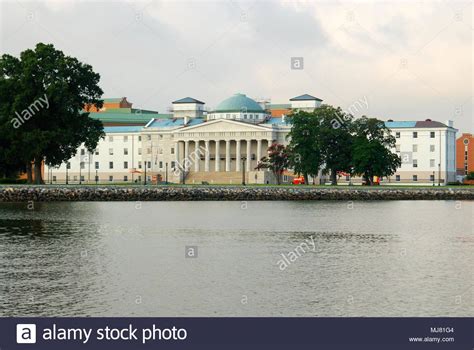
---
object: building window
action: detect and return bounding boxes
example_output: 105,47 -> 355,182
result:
109,162 -> 113,169
73,176 -> 77,181
412,144 -> 417,152
138,161 -> 142,169
109,148 -> 113,155
95,161 -> 99,169
430,159 -> 435,168
138,136 -> 142,141
124,175 -> 128,181
159,161 -> 163,168
80,176 -> 84,182
124,136 -> 128,142
124,148 -> 128,155
138,148 -> 142,155
171,161 -> 176,169
147,135 -> 151,141
138,176 -> 142,182
345,175 -> 350,181
244,114 -> 247,119
430,145 -> 435,152
80,162 -> 85,169
395,132 -> 400,138
95,149 -> 99,155
413,159 -> 418,168
66,162 -> 71,169
413,132 -> 417,138
109,176 -> 113,182
430,132 -> 435,138
124,161 -> 128,169
171,148 -> 175,155
80,149 -> 85,155
147,161 -> 151,169
52,176 -> 56,182
395,144 -> 400,152
396,175 -> 400,181
413,175 -> 418,182
109,136 -> 113,142
430,174 -> 435,181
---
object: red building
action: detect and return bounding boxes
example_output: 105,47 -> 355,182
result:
456,133 -> 474,176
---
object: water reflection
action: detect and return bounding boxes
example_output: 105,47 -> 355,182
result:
0,201 -> 472,317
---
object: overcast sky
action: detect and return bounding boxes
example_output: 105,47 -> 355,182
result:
1,0 -> 472,132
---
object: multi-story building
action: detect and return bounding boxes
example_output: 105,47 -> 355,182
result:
45,93 -> 458,185
456,133 -> 474,176
384,120 -> 457,184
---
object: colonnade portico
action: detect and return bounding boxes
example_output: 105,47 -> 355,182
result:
174,139 -> 273,172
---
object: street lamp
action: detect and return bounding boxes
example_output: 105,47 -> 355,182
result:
144,160 -> 147,185
66,163 -> 69,185
165,162 -> 168,184
79,163 -> 82,185
241,156 -> 246,185
438,163 -> 441,186
432,171 -> 435,187
95,169 -> 98,185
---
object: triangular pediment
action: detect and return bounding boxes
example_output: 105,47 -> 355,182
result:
180,119 -> 270,132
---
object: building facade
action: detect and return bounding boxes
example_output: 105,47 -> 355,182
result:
45,93 -> 458,185
456,133 -> 474,176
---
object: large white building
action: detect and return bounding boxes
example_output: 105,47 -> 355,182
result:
45,93 -> 457,185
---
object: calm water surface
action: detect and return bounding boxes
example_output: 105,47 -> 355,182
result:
0,201 -> 472,317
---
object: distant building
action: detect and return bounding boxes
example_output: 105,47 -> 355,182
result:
456,133 -> 474,176
85,97 -> 172,126
383,120 -> 457,185
45,94 -> 458,185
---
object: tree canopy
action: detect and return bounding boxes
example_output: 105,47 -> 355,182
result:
284,107 -> 400,185
0,43 -> 104,183
256,143 -> 289,185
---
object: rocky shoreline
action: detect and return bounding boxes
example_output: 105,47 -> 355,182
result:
0,186 -> 473,201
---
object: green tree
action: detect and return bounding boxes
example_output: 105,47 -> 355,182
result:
0,43 -> 104,183
256,143 -> 289,185
317,105 -> 354,185
352,116 -> 400,185
286,110 -> 323,184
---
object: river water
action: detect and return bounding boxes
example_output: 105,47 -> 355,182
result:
0,201 -> 472,317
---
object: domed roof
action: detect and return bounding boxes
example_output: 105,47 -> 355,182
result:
214,93 -> 264,113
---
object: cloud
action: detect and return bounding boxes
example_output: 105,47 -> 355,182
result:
0,0 -> 472,132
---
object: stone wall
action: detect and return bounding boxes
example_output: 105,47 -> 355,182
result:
0,186 -> 473,201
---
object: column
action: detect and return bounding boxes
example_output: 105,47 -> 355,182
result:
257,139 -> 262,165
184,140 -> 190,171
194,140 -> 200,172
175,141 -> 179,163
215,140 -> 221,172
205,140 -> 210,172
246,140 -> 251,171
225,140 -> 231,172
235,140 -> 241,172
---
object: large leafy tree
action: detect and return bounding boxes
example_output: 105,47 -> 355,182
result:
0,43 -> 104,183
352,116 -> 401,185
317,105 -> 354,185
286,111 -> 323,184
256,143 -> 289,185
